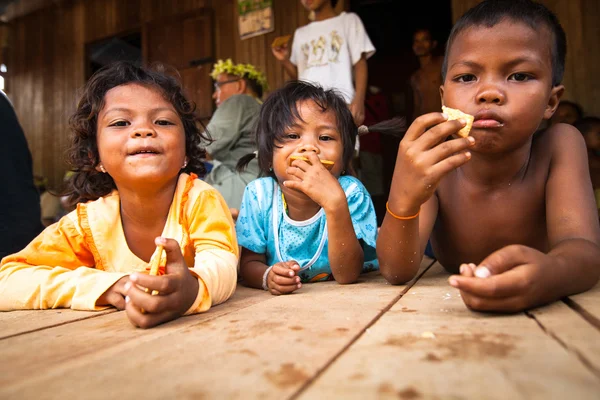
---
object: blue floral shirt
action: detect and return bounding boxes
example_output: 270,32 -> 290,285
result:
236,176 -> 378,282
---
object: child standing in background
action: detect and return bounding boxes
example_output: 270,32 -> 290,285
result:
236,81 -> 379,295
272,0 -> 375,126
0,62 -> 238,328
377,0 -> 600,312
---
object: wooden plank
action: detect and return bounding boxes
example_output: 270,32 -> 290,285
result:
0,284 -> 271,397
0,309 -> 116,340
528,298 -> 600,378
299,263 -> 600,400
0,260 -> 433,400
565,282 -> 600,329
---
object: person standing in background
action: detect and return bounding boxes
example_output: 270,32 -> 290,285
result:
272,0 -> 375,126
410,28 -> 444,121
0,91 -> 43,259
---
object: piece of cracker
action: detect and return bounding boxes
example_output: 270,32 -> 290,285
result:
442,106 -> 474,138
271,35 -> 291,49
288,155 -> 334,170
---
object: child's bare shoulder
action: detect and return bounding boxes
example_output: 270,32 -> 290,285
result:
534,123 -> 587,158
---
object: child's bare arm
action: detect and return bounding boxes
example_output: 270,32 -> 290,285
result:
450,126 -> 600,311
350,55 -> 368,126
271,43 -> 298,80
377,113 -> 474,284
325,198 -> 364,284
285,152 -> 363,284
240,248 -> 301,295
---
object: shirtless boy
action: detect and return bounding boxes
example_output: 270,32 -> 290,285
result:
410,28 -> 444,120
377,0 -> 600,312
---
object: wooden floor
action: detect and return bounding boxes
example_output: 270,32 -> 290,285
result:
1,258 -> 599,399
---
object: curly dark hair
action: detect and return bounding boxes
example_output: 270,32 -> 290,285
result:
63,61 -> 211,207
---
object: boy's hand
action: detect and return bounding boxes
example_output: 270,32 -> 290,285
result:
448,245 -> 554,312
388,112 -> 475,215
284,152 -> 346,212
96,276 -> 130,310
267,261 -> 302,295
124,237 -> 199,329
272,44 -> 290,61
349,100 -> 365,126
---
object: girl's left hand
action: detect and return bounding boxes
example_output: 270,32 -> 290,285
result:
448,245 -> 553,313
284,152 -> 345,211
124,237 -> 199,329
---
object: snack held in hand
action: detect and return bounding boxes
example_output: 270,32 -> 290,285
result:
442,106 -> 474,138
289,155 -> 335,170
271,35 -> 291,49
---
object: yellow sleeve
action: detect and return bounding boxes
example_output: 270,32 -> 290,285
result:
0,213 -> 127,311
184,189 -> 239,315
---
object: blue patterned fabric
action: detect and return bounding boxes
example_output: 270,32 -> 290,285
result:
236,176 -> 378,282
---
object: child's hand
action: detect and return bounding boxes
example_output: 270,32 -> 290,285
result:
284,152 -> 346,211
388,112 -> 475,214
271,44 -> 290,61
96,276 -> 130,310
448,245 -> 554,312
123,237 -> 199,329
267,261 -> 302,295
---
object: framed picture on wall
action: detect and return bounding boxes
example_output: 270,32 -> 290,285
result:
238,0 -> 274,40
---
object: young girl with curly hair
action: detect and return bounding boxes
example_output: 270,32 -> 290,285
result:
0,62 -> 238,328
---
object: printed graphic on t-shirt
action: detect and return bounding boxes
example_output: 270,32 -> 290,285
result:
301,30 -> 344,69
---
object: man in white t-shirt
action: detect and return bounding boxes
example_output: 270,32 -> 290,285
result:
272,0 -> 375,126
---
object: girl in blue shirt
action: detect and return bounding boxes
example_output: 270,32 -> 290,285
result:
236,81 -> 379,295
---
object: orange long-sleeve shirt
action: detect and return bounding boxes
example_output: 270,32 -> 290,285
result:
0,173 -> 238,314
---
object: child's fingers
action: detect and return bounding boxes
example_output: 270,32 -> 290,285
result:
449,268 -> 526,298
287,165 -> 306,180
426,136 -> 474,165
282,180 -> 304,193
158,237 -> 188,274
269,281 -> 300,295
426,151 -> 472,180
271,273 -> 300,286
459,290 -> 527,313
126,284 -> 176,314
125,300 -> 176,329
129,273 -> 178,295
477,245 -> 536,277
414,119 -> 466,151
107,292 -> 126,310
403,112 -> 448,142
290,157 -> 312,172
459,263 -> 475,277
272,263 -> 297,277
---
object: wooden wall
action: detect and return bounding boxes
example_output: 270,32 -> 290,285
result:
7,0 -> 345,188
451,0 -> 600,118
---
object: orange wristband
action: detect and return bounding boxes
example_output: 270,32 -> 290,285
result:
386,202 -> 420,220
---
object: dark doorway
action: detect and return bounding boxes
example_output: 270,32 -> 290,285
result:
351,0 -> 453,222
86,32 -> 142,79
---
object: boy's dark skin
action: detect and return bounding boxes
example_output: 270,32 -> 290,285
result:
410,29 -> 444,120
377,20 -> 600,312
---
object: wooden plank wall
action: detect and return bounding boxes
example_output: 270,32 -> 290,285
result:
7,0 -> 345,188
451,0 -> 600,117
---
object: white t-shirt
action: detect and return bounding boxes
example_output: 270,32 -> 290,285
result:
290,12 -> 375,103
